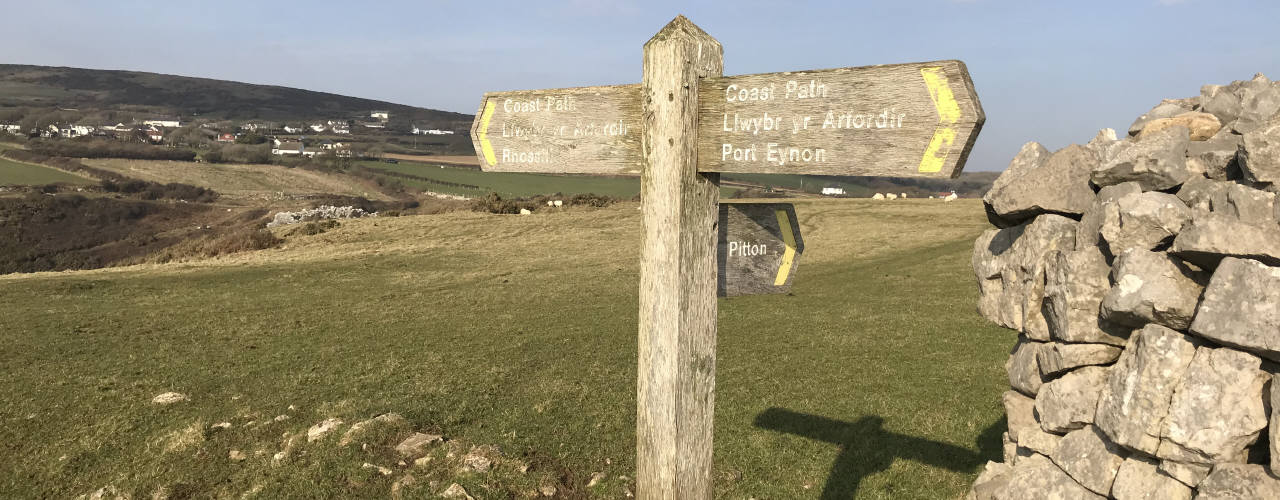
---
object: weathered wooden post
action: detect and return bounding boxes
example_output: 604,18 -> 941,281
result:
636,16 -> 722,499
469,14 -> 982,498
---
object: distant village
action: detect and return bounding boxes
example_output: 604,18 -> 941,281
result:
0,109 -> 458,159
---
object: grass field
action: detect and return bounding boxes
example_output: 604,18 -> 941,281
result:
0,143 -> 94,186
360,160 -> 643,199
0,199 -> 1009,499
82,158 -> 390,201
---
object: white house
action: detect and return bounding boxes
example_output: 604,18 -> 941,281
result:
66,125 -> 96,137
332,125 -> 350,135
1,124 -> 24,134
310,124 -> 326,133
272,141 -> 303,156
144,118 -> 181,128
412,125 -> 456,135
370,110 -> 389,121
282,125 -> 303,134
821,187 -> 845,196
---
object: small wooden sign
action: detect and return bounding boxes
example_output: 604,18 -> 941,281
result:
718,203 -> 804,297
698,60 -> 984,178
470,84 -> 644,174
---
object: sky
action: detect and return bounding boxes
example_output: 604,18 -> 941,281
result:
3,0 -> 1279,172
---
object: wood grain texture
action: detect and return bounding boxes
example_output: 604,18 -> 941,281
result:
697,60 -> 985,178
636,15 -> 722,500
469,84 -> 643,174
717,202 -> 804,297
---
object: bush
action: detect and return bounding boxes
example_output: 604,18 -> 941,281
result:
470,192 -> 520,214
295,220 -> 340,236
28,139 -> 196,161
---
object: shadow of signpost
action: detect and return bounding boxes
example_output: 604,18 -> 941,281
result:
753,407 -> 1004,499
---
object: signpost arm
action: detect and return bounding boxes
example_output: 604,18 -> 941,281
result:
637,15 -> 723,500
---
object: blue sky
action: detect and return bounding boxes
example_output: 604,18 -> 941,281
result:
3,1 -> 1279,171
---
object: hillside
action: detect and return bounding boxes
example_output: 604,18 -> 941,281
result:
0,64 -> 471,127
0,199 -> 1006,499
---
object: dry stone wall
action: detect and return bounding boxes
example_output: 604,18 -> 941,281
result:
969,73 -> 1280,499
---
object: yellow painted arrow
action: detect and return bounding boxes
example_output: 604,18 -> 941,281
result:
918,67 -> 962,174
774,209 -> 797,286
477,100 -> 497,167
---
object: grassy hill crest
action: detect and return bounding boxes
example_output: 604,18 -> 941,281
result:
0,64 -> 471,126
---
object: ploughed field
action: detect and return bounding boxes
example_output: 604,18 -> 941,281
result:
0,199 -> 1008,499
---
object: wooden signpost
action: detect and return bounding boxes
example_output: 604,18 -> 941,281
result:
469,15 -> 983,499
718,203 -> 803,297
470,85 -> 643,174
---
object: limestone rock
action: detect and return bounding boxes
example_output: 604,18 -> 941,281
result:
1051,426 -> 1128,496
441,483 -> 474,499
462,449 -> 493,473
1037,343 -> 1123,377
1241,115 -> 1280,186
395,432 -> 443,458
1002,432 -> 1019,465
1095,324 -> 1199,454
1195,463 -> 1280,499
1202,84 -> 1243,127
1272,373 -> 1280,476
1007,338 -> 1048,396
1176,176 -> 1228,214
1042,249 -> 1128,346
1210,182 -> 1277,225
1004,390 -> 1038,442
1137,112 -> 1221,141
984,143 -> 1097,223
339,413 -> 409,447
1158,460 -> 1212,488
1035,366 -> 1109,433
1087,128 -> 1125,165
1170,212 -> 1280,268
228,449 -> 246,462
1100,249 -> 1205,330
974,215 -> 1078,332
1076,182 -> 1143,253
1099,191 -> 1192,255
1019,427 -> 1065,458
1189,257 -> 1280,361
1109,456 -> 1191,500
966,461 -> 1012,500
151,392 -> 188,405
362,462 -> 393,476
1093,126 -> 1193,191
1156,346 -> 1268,464
1186,131 -> 1243,180
1128,102 -> 1191,137
78,485 -> 131,500
1229,74 -> 1280,133
307,418 -> 344,442
994,453 -> 1104,500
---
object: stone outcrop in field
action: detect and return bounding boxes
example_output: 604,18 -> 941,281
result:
266,205 -> 374,227
970,73 -> 1280,499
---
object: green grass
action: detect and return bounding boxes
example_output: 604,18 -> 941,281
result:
723,173 -> 882,197
360,160 -> 641,199
0,200 -> 1009,499
0,143 -> 94,186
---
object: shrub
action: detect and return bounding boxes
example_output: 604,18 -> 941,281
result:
470,192 -> 520,214
28,139 -> 196,161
